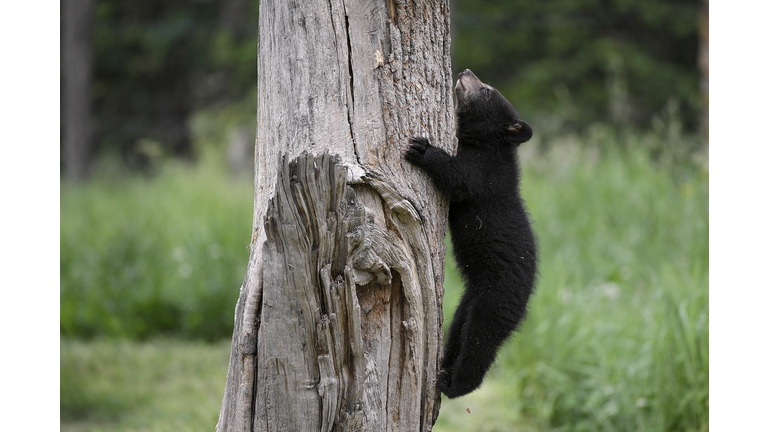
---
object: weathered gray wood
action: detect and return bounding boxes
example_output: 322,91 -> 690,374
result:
217,1 -> 454,431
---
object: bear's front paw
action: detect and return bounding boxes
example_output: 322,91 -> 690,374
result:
403,136 -> 431,164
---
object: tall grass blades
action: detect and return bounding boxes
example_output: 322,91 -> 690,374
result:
60,163 -> 253,340
651,274 -> 709,432
61,127 -> 707,431
435,129 -> 708,432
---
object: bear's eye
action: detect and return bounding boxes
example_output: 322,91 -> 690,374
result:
482,88 -> 490,94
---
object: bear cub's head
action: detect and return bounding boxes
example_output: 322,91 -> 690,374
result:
455,69 -> 533,145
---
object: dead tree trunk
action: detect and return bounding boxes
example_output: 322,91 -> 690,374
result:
217,1 -> 454,431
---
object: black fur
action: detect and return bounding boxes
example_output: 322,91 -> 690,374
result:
403,69 -> 537,398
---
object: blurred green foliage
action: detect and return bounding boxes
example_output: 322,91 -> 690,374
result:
452,0 -> 703,132
60,161 -> 253,341
83,0 -> 704,165
435,128 -> 708,431
61,339 -> 230,429
90,0 -> 259,165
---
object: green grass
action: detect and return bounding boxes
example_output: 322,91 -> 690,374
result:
61,161 -> 253,341
61,339 -> 230,431
60,127 -> 707,431
435,127 -> 708,432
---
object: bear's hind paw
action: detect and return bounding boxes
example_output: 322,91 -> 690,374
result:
436,369 -> 452,394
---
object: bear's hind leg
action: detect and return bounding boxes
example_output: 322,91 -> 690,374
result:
439,292 -> 519,398
437,291 -> 472,392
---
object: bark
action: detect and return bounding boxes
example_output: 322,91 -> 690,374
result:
62,0 -> 95,181
217,1 -> 455,431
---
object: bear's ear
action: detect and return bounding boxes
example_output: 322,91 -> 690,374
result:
509,120 -> 533,144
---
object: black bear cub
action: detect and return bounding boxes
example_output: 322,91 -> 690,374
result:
404,69 -> 538,398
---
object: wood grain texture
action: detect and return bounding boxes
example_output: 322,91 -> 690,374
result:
217,1 -> 454,430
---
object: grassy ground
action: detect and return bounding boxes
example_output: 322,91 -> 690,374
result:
60,162 -> 253,341
435,129 -> 708,432
61,127 -> 708,431
61,339 -> 231,432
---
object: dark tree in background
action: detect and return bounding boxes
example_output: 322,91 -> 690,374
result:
64,0 -> 260,173
698,0 -> 708,136
92,0 -> 213,164
62,0 -> 95,181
